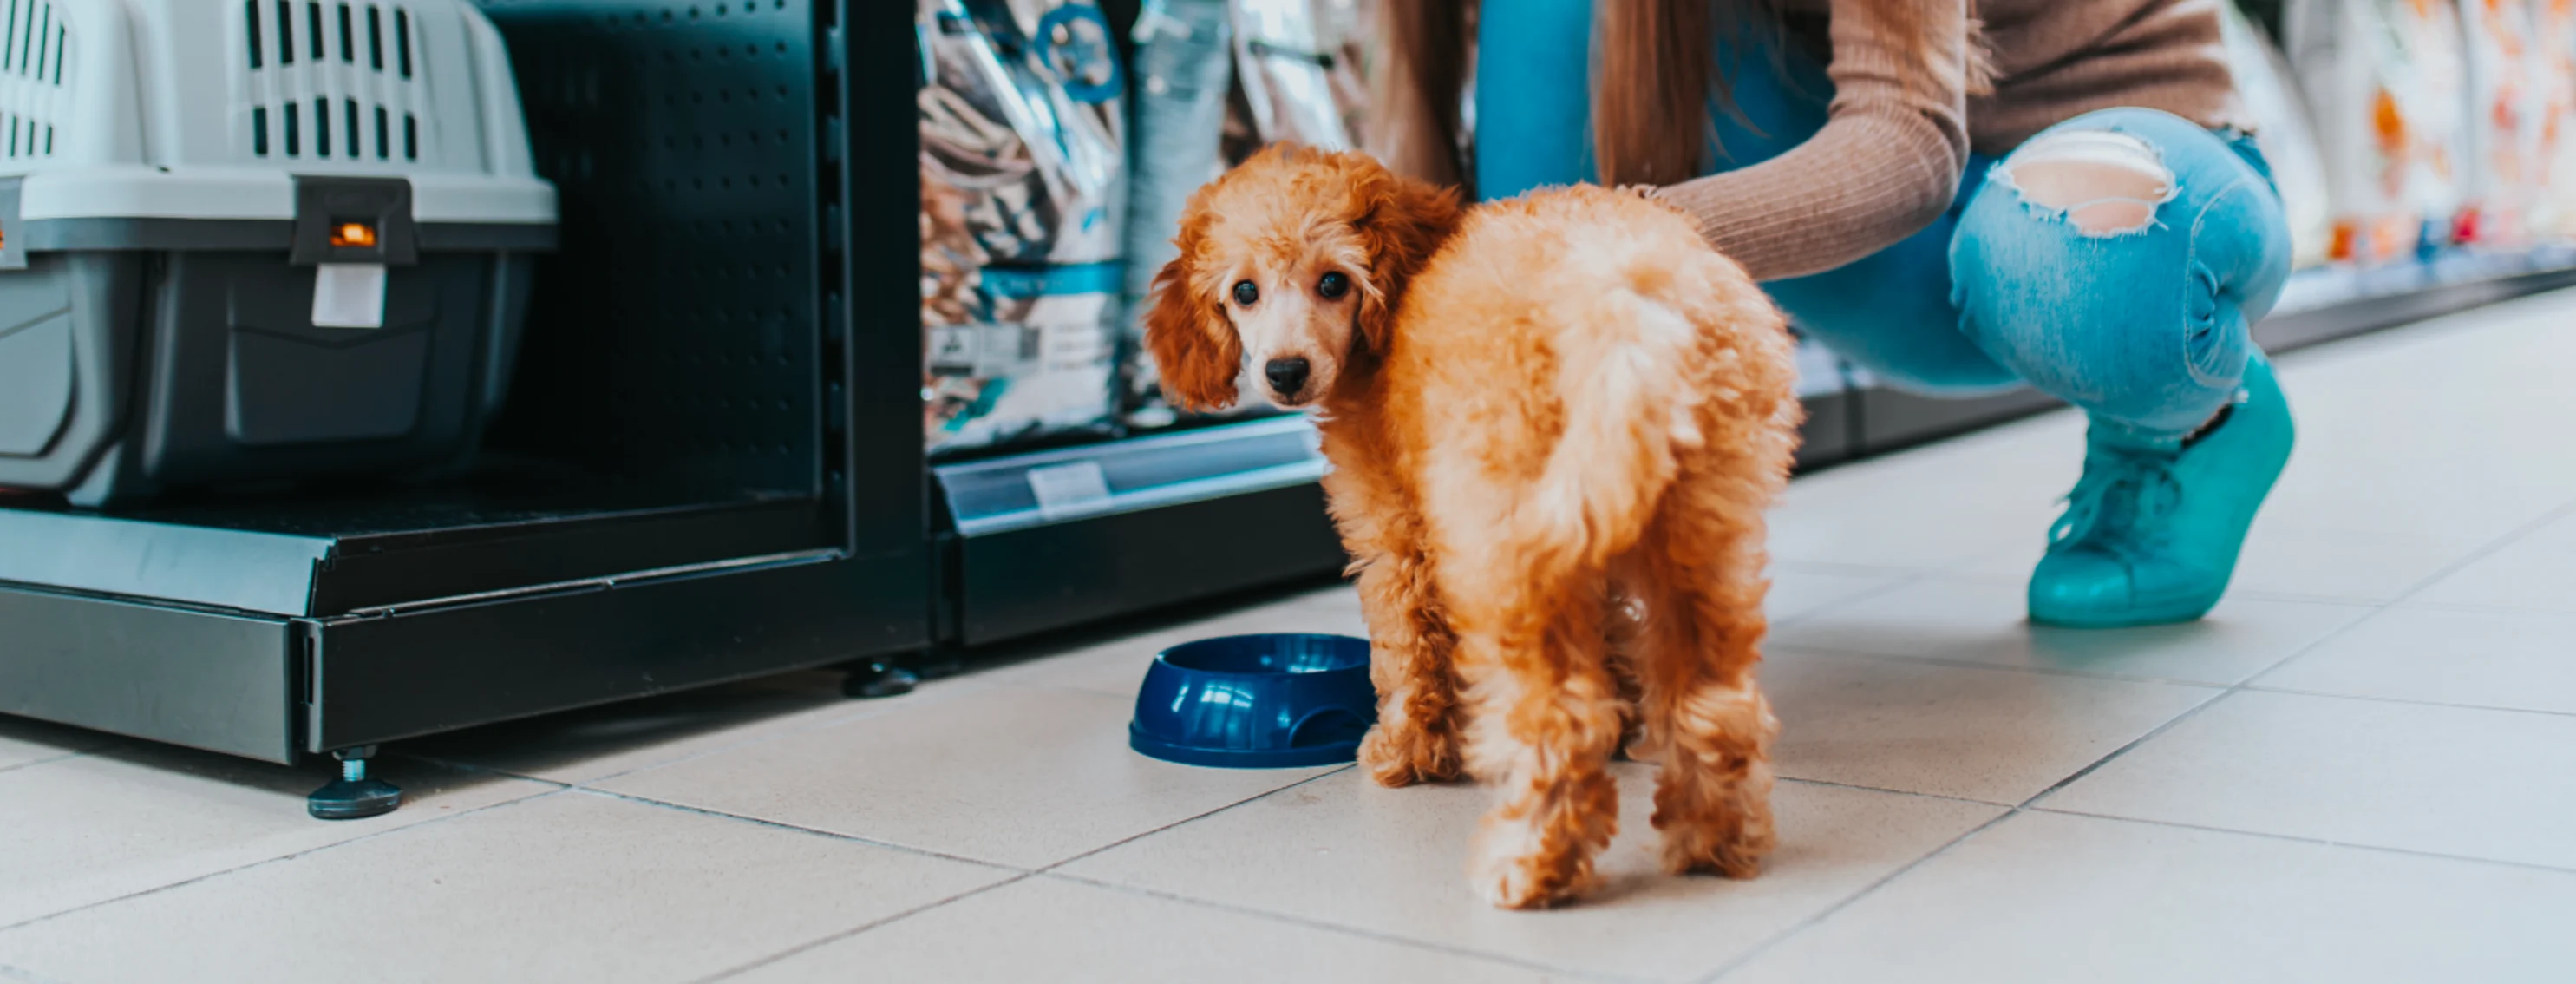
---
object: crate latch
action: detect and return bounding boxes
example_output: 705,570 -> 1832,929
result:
290,177 -> 417,330
288,176 -> 420,267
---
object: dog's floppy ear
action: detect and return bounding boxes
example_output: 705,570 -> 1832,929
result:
1141,212 -> 1242,411
1345,154 -> 1462,353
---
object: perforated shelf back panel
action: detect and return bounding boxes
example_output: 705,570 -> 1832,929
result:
477,0 -> 823,494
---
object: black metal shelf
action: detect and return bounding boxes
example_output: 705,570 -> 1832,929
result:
0,466 -> 831,618
0,0 -> 936,788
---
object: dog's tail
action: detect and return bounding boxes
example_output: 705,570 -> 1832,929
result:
1505,287 -> 1715,588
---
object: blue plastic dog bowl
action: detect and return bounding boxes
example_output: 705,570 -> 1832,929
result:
1129,633 -> 1377,769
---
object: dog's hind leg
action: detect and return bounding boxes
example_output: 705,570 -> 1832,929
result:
1446,561 -> 1625,909
1631,499 -> 1782,880
1354,547 -> 1467,786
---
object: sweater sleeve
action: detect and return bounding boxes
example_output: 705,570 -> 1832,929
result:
1651,0 -> 1973,282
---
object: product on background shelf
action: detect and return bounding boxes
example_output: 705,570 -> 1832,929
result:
1318,0 -> 1375,141
2535,0 -> 2576,237
1120,0 -> 1367,430
2221,1 -> 2335,268
2456,0 -> 2544,247
1117,0 -> 1238,430
919,0 -> 1128,456
1223,0 -> 1363,163
2285,0 -> 2471,263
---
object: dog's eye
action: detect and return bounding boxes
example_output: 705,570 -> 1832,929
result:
1232,280 -> 1259,306
1317,272 -> 1350,300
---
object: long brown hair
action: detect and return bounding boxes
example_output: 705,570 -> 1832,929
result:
1376,1 -> 1960,190
1368,0 -> 1474,187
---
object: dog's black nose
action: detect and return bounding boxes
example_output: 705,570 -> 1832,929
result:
1265,358 -> 1311,397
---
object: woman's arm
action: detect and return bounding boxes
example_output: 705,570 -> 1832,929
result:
1653,0 -> 1974,282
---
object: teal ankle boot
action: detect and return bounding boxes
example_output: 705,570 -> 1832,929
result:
2029,357 -> 2295,627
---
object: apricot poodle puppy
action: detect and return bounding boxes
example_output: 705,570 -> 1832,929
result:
1142,145 -> 1802,909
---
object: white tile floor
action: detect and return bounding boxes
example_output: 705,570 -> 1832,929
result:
9,290 -> 2576,983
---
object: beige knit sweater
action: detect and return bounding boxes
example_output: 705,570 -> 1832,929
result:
1449,0 -> 2246,282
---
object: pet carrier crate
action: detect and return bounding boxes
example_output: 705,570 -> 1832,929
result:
0,0 -> 554,506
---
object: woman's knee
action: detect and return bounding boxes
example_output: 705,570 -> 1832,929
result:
1989,125 -> 2178,237
1948,209 -> 2247,429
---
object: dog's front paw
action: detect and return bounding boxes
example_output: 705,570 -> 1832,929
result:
1358,721 -> 1464,787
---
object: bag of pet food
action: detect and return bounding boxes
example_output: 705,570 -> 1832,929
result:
2455,0 -> 2544,247
1118,0 -> 1239,430
1317,0 -> 1375,141
2285,0 -> 2471,263
2220,1 -> 2335,268
919,0 -> 1129,456
1118,0 -> 1367,430
2534,0 -> 2576,239
1223,0 -> 1363,163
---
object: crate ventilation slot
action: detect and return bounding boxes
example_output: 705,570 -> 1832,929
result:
242,1 -> 428,161
0,0 -> 69,161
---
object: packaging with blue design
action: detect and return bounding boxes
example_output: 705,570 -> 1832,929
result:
919,0 -> 1129,456
1114,0 -> 1374,430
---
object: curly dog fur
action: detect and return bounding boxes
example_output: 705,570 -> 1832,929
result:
1145,145 -> 1802,909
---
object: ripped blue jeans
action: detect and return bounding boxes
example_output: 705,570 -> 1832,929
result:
1770,108 -> 2291,445
1474,17 -> 2292,445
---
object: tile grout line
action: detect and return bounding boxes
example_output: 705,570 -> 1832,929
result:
1774,774 -> 2013,809
1767,642 -> 2248,691
2013,675 -> 2241,811
391,751 -> 579,790
2023,807 -> 2576,876
0,751 -> 88,778
689,873 -> 1041,984
1042,870 -> 1649,984
572,787 -> 1031,874
1766,559 -> 1953,579
2235,494 -> 2576,692
2378,596 -> 2576,617
0,785 -> 583,936
2379,495 -> 2576,606
2234,682 -> 2576,721
1689,807 -> 2023,984
579,754 -> 1357,878
0,962 -> 69,984
1034,765 -> 1356,875
1763,568 -> 1940,632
